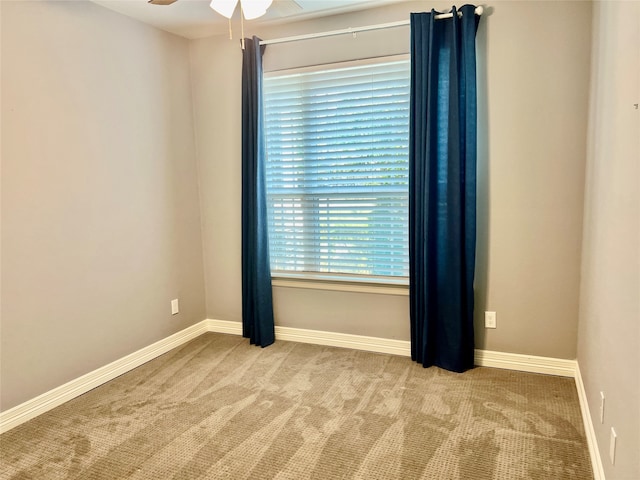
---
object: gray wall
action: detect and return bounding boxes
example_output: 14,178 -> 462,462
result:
577,1 -> 640,478
1,1 -> 206,411
190,0 -> 592,359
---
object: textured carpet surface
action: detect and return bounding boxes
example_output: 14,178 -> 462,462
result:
1,333 -> 592,479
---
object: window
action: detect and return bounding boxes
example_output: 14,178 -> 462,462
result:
264,56 -> 410,283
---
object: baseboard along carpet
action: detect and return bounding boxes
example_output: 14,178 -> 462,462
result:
0,332 -> 593,479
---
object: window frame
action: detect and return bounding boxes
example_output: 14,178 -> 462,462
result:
264,54 -> 411,293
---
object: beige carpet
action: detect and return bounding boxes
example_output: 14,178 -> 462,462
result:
0,332 -> 592,479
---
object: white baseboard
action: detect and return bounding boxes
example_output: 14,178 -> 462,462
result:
1,318 -> 580,436
205,318 -> 243,336
474,349 -> 577,377
206,319 -> 577,377
575,362 -> 605,480
206,319 -> 412,357
0,320 -> 210,434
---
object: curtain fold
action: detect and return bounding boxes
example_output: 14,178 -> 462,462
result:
241,36 -> 275,348
409,5 -> 480,372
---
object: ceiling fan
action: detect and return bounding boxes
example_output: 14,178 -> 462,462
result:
148,0 -> 302,21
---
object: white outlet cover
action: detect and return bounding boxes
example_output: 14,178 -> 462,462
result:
600,391 -> 605,424
171,299 -> 179,315
485,311 -> 497,329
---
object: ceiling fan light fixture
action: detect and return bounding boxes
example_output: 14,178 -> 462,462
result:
210,0 -> 239,19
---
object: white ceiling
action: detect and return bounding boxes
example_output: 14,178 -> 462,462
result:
90,0 -> 403,39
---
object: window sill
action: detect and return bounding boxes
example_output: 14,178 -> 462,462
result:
271,273 -> 409,296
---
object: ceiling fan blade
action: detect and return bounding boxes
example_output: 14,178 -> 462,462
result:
210,0 -> 240,18
269,0 -> 302,17
241,0 -> 272,20
148,0 -> 178,5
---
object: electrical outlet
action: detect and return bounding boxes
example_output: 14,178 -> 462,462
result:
600,392 -> 605,424
609,428 -> 617,464
171,299 -> 179,315
485,311 -> 497,329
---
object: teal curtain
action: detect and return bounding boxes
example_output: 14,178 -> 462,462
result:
409,5 -> 480,372
241,36 -> 275,347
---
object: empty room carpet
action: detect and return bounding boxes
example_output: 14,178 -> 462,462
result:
0,332 -> 593,479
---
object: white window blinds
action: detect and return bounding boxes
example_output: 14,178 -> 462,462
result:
264,57 -> 410,280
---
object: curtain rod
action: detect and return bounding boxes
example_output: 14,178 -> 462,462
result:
259,6 -> 483,46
